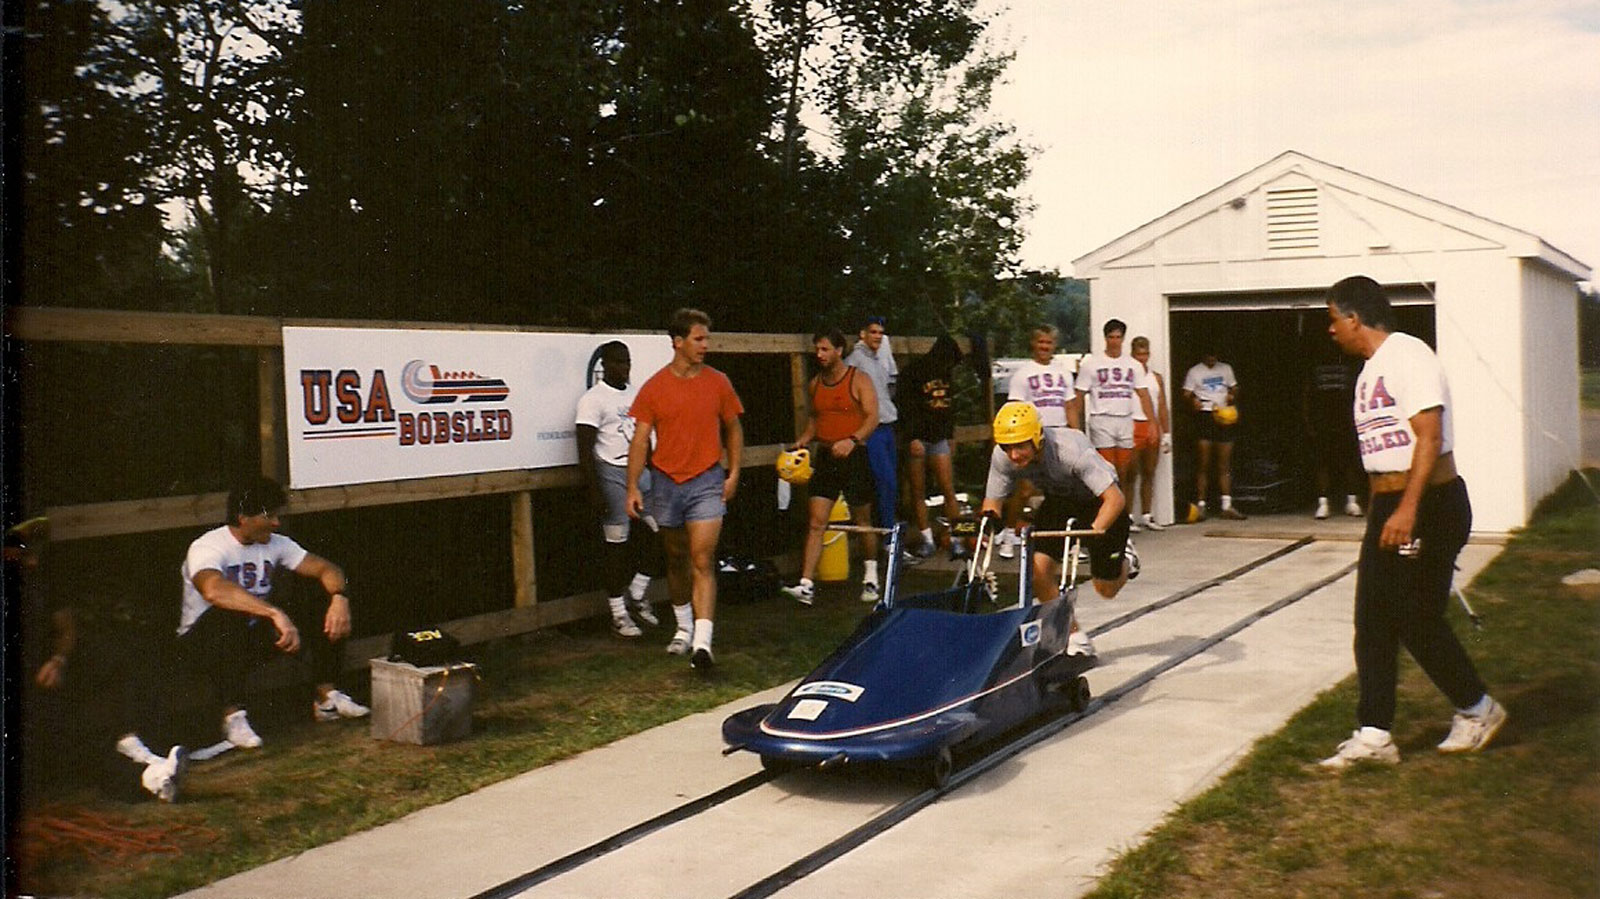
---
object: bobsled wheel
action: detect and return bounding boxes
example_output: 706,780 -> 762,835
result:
760,755 -> 800,776
927,747 -> 954,789
1069,676 -> 1092,714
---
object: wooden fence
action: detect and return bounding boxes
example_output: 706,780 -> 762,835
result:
6,307 -> 987,658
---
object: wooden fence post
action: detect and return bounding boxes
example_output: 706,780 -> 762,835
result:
511,491 -> 536,607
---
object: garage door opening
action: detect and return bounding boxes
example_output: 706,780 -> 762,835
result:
1164,288 -> 1435,515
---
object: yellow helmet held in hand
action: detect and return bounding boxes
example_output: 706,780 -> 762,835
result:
1212,405 -> 1239,426
776,447 -> 813,484
992,401 -> 1044,447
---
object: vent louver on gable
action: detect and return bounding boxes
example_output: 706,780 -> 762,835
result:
1265,186 -> 1318,251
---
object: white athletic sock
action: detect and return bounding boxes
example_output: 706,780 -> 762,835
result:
920,527 -> 934,545
692,619 -> 714,652
799,577 -> 814,589
607,595 -> 629,619
1221,495 -> 1234,510
116,734 -> 159,765
863,559 -> 879,585
673,603 -> 693,632
1461,694 -> 1494,717
629,573 -> 651,599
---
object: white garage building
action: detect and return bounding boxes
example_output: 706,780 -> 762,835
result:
1073,150 -> 1590,533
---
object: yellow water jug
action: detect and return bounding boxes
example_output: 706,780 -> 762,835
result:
817,498 -> 851,582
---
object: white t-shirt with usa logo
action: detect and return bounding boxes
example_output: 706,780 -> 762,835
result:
1076,353 -> 1150,418
1008,358 -> 1078,427
178,526 -> 309,635
1354,331 -> 1454,473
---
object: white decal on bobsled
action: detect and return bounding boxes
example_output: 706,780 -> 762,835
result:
788,699 -> 829,721
1019,620 -> 1041,647
794,681 -> 865,702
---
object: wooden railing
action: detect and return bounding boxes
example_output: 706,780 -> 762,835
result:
6,307 -> 988,653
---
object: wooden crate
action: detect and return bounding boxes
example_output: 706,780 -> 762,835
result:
369,658 -> 478,745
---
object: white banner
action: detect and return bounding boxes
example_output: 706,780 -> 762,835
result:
282,327 -> 674,489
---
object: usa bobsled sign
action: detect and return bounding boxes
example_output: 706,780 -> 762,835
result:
282,327 -> 673,489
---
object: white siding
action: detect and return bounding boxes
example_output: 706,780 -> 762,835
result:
1519,261 -> 1583,514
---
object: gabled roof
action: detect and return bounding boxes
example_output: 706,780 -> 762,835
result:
1072,150 -> 1590,280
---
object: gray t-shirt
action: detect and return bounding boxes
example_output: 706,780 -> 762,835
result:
986,426 -> 1117,503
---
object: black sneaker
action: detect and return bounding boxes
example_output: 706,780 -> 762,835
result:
690,646 -> 716,673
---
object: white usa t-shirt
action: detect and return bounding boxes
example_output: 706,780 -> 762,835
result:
1007,358 -> 1077,427
574,379 -> 641,467
178,526 -> 309,635
1075,353 -> 1149,418
1354,331 -> 1453,473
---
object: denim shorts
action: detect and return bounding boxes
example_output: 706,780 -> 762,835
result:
598,464 -> 653,542
646,464 -> 727,527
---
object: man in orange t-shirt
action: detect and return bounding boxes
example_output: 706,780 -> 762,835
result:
626,308 -> 745,673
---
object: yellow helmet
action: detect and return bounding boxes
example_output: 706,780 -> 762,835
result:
776,447 -> 813,484
992,401 -> 1043,447
1212,405 -> 1239,426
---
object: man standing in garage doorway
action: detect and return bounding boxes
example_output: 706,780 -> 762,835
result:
1182,350 -> 1245,520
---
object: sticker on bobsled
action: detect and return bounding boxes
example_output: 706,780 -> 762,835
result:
1019,620 -> 1041,647
794,681 -> 865,702
788,699 -> 829,721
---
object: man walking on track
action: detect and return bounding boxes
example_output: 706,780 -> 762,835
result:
627,309 -> 745,673
1318,275 -> 1506,770
781,328 -> 882,606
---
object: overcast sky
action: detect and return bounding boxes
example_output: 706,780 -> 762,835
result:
986,0 -> 1600,277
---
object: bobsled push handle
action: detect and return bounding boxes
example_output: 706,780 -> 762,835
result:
1031,528 -> 1102,538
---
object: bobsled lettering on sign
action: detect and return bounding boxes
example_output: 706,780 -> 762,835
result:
282,327 -> 673,489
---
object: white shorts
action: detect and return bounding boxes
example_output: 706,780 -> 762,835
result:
1087,415 -> 1134,450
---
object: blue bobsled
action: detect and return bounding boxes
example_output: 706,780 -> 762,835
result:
722,519 -> 1096,786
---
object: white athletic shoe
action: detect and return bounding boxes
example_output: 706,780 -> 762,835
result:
224,709 -> 263,749
1438,698 -> 1508,753
1067,630 -> 1096,657
611,613 -> 643,638
997,528 -> 1017,560
1314,497 -> 1331,520
140,746 -> 187,803
666,630 -> 692,655
860,581 -> 881,604
1344,496 -> 1364,517
782,581 -> 815,606
1140,513 -> 1165,531
690,645 -> 716,673
628,595 -> 659,627
1124,540 -> 1141,581
116,734 -> 160,765
1319,729 -> 1400,770
314,689 -> 371,722
1128,520 -> 1143,533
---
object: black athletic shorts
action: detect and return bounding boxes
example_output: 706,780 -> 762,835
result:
1033,493 -> 1132,582
808,443 -> 876,508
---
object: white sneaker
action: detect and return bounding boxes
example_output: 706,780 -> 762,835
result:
314,689 -> 371,722
1319,729 -> 1400,770
997,528 -> 1017,560
860,581 -> 881,604
782,581 -> 815,606
1344,496 -> 1364,517
140,746 -> 187,803
1438,698 -> 1508,753
189,740 -> 235,762
1124,540 -> 1141,581
1314,497 -> 1331,520
116,734 -> 160,765
666,630 -> 692,655
1128,520 -> 1143,533
612,613 -> 643,638
1067,630 -> 1096,657
1141,513 -> 1165,531
224,709 -> 263,749
628,595 -> 659,627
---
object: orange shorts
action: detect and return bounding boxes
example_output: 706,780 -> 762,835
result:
1097,446 -> 1132,470
1132,420 -> 1158,450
